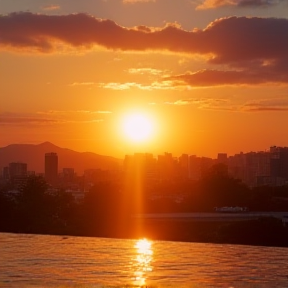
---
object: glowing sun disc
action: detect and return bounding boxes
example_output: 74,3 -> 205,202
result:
122,113 -> 153,142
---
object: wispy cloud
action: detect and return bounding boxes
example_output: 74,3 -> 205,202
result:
162,65 -> 288,87
127,68 -> 165,75
41,5 -> 61,11
69,82 -> 96,86
97,82 -> 143,90
88,110 -> 109,114
163,97 -> 288,112
122,0 -> 155,3
0,110 -> 109,126
241,98 -> 288,111
165,98 -> 233,110
38,110 -> 112,115
97,80 -> 188,90
196,0 -> 285,10
0,117 -> 59,125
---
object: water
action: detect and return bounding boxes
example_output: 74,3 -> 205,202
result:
1,232 -> 288,288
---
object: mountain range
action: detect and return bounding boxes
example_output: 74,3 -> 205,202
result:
0,142 -> 122,174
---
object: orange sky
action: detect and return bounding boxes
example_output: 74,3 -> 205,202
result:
1,0 -> 288,158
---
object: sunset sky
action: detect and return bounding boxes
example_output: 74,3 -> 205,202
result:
1,0 -> 288,159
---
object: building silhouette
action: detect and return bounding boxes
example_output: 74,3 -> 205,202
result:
45,152 -> 58,185
8,162 -> 27,178
270,146 -> 288,185
6,162 -> 28,188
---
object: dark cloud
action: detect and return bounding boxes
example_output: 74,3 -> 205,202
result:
0,13 -> 287,62
163,66 -> 288,86
238,0 -> 284,7
197,0 -> 285,9
1,12 -> 287,86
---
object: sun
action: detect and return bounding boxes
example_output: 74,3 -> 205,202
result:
122,113 -> 153,142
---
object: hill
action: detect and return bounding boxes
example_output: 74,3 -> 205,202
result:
0,142 -> 122,174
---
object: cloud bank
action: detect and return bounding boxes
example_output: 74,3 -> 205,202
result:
1,12 -> 287,86
1,13 -> 286,61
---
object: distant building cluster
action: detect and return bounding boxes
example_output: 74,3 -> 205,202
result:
1,146 -> 288,200
123,146 -> 288,187
0,152 -> 120,201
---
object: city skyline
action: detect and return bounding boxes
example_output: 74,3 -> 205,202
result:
1,0 -> 288,158
1,139 -> 287,159
2,142 -> 288,188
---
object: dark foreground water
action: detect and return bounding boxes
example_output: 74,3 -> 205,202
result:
1,233 -> 288,288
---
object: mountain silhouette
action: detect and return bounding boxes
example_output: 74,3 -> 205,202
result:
0,142 -> 122,174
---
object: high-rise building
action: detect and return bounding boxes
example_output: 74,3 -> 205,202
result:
270,146 -> 288,182
7,162 -> 28,188
62,168 -> 75,182
217,153 -> 228,164
228,151 -> 270,187
9,162 -> 27,178
2,167 -> 9,180
157,153 -> 175,181
179,154 -> 189,179
45,152 -> 58,185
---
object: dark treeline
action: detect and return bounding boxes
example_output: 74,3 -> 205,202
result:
1,163 -> 288,246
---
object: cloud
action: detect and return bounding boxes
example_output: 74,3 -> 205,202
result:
42,5 -> 61,11
69,82 -> 96,86
97,80 -> 187,90
237,0 -> 284,7
162,66 -> 288,87
1,13 -> 287,86
96,111 -> 112,114
1,13 -> 286,62
122,0 -> 155,3
196,0 -> 285,9
165,98 -> 233,110
127,68 -> 164,75
242,98 -> 288,111
97,82 -> 143,90
38,110 -> 112,115
164,97 -> 288,112
165,100 -> 192,106
0,117 -> 58,125
0,112 -> 63,125
0,111 -> 107,126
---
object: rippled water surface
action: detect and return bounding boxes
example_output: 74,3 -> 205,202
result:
1,232 -> 288,287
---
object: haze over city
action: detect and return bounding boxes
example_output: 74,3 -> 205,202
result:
1,0 -> 288,158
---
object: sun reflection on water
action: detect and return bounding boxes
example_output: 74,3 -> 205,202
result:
132,238 -> 153,287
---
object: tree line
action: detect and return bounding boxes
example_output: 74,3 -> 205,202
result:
0,163 -> 287,238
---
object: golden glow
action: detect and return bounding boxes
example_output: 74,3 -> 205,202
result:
132,238 -> 153,286
122,113 -> 154,142
135,238 -> 152,255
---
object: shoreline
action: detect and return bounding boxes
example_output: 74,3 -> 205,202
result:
2,216 -> 288,248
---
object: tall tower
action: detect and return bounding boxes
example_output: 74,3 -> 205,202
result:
45,152 -> 58,185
